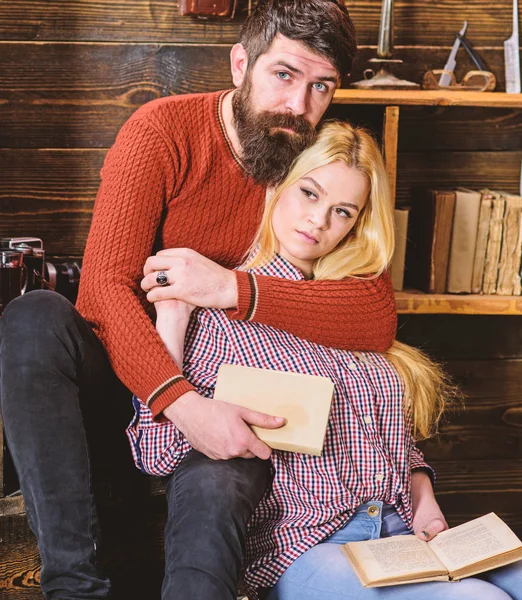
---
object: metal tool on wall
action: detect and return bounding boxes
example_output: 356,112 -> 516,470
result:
350,0 -> 419,89
423,21 -> 496,92
504,0 -> 521,93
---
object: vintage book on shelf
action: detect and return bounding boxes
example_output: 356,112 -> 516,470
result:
391,208 -> 409,291
497,193 -> 522,295
213,364 -> 334,456
471,191 -> 495,294
447,189 -> 482,293
406,190 -> 456,294
482,193 -> 506,294
341,513 -> 522,588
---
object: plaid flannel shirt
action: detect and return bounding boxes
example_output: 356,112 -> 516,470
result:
126,254 -> 433,596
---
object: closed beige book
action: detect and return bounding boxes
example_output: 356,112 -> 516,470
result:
497,194 -> 522,295
447,190 -> 482,293
482,194 -> 506,294
471,191 -> 494,294
391,208 -> 409,291
214,364 -> 334,456
341,513 -> 522,588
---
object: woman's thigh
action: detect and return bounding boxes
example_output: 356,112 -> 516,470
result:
265,543 -> 514,600
481,560 -> 522,600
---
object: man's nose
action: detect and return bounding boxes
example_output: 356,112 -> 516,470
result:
285,85 -> 309,116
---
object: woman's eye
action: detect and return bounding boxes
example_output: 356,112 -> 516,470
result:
301,187 -> 317,200
313,82 -> 328,93
334,207 -> 351,218
277,71 -> 291,80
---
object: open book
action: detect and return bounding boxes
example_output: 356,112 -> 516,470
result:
341,513 -> 522,587
214,364 -> 334,456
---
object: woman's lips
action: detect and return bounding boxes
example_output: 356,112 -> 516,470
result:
296,230 -> 319,244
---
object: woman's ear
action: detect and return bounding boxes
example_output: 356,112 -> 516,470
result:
230,43 -> 249,88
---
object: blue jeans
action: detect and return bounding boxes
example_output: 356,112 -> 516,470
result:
0,290 -> 270,599
264,501 -> 522,600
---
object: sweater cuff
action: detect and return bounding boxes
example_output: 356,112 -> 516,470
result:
225,271 -> 258,322
147,375 -> 195,421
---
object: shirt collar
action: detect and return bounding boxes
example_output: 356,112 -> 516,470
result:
247,253 -> 306,281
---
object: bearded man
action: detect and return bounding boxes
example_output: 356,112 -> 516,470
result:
0,2 -> 397,599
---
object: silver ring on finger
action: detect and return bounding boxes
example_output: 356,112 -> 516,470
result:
155,270 -> 169,286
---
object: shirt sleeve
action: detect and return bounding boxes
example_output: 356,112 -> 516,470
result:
226,270 -> 397,352
76,118 -> 195,419
126,396 -> 193,477
410,444 -> 436,485
182,309 -> 237,398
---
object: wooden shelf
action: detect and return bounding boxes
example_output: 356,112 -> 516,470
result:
396,290 -> 522,315
333,89 -> 522,108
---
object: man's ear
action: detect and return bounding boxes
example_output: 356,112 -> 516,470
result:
230,43 -> 249,88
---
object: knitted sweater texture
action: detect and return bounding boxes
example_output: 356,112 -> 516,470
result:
76,91 -> 397,417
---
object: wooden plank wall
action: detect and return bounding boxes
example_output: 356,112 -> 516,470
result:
1,1 -> 522,597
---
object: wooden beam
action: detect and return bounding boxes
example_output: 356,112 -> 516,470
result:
396,290 -> 522,315
382,106 -> 399,207
0,1 -> 519,47
334,89 -> 522,108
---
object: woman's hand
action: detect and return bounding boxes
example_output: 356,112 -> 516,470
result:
155,298 -> 195,323
411,470 -> 449,542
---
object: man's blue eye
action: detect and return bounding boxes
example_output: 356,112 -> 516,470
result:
277,72 -> 290,80
313,82 -> 327,92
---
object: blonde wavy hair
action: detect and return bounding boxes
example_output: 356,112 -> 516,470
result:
243,121 -> 457,440
243,121 -> 395,279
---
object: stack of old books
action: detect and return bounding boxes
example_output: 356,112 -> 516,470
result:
391,189 -> 522,296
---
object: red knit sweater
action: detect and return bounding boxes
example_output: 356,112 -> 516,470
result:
77,91 -> 397,418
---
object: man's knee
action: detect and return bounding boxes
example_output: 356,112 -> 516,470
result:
171,451 -> 271,516
2,290 -> 75,341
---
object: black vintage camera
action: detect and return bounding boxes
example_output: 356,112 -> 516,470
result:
0,237 -> 82,304
0,237 -> 46,293
45,260 -> 82,304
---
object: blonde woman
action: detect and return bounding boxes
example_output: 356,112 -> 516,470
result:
129,122 -> 522,600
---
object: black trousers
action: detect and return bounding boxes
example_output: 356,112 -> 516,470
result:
0,290 -> 270,599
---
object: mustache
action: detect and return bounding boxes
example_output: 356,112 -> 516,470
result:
231,84 -> 317,185
254,111 -> 314,137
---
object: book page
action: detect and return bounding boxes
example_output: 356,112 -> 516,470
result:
343,535 -> 447,585
428,513 -> 522,573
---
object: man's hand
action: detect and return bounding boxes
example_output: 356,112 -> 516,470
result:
164,390 -> 286,460
411,470 -> 449,541
142,248 -> 238,309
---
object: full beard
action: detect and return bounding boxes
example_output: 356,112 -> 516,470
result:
232,80 -> 317,186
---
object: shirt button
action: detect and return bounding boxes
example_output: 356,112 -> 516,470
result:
367,504 -> 380,517
375,473 -> 384,482
364,415 -> 372,424
348,362 -> 357,371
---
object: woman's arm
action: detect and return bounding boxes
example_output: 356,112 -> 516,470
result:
411,469 -> 448,541
154,299 -> 195,368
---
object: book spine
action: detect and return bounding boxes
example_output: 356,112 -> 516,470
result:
471,193 -> 493,294
447,191 -> 482,293
497,196 -> 522,295
482,198 -> 506,295
391,208 -> 409,291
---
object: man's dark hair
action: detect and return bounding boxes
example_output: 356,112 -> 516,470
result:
240,0 -> 357,77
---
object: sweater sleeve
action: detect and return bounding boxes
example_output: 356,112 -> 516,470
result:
76,118 -> 195,418
226,270 -> 397,352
